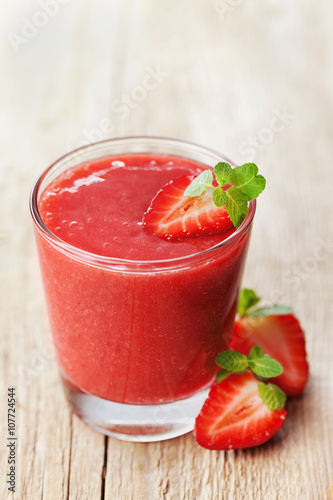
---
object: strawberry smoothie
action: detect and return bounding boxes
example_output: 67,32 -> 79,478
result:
31,140 -> 255,410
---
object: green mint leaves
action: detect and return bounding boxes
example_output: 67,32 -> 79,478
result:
237,287 -> 293,317
216,350 -> 248,372
237,288 -> 261,316
214,162 -> 233,185
184,162 -> 266,228
258,382 -> 287,411
223,187 -> 249,228
215,346 -> 286,410
248,354 -> 283,378
216,347 -> 283,380
231,164 -> 266,200
216,368 -> 236,383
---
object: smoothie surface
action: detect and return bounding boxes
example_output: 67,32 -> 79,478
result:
39,154 -> 236,260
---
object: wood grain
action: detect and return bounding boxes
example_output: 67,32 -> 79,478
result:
1,1 -> 333,499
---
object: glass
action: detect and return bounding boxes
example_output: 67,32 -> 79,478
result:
30,137 -> 255,442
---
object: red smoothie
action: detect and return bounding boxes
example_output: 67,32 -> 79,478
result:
35,153 -> 253,404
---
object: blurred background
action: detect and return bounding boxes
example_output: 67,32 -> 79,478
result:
1,1 -> 333,499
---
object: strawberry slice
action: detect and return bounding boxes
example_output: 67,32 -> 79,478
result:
194,372 -> 286,450
230,314 -> 309,397
143,175 -> 234,240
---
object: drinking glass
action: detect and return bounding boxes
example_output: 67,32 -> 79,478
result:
30,137 -> 255,442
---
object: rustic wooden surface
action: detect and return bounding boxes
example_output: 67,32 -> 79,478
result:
1,1 -> 333,499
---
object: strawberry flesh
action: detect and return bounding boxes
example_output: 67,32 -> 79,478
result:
194,372 -> 286,450
230,314 -> 309,397
143,175 -> 234,241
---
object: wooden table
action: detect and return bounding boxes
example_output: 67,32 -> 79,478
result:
1,1 -> 333,498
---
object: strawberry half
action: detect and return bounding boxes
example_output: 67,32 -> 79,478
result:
230,314 -> 309,397
194,372 -> 287,450
143,175 -> 234,241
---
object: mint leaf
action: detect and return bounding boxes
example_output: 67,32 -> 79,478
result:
212,187 -> 227,207
216,350 -> 248,372
184,170 -> 214,197
214,162 -> 233,186
248,345 -> 264,361
231,163 -> 266,201
247,305 -> 294,317
237,288 -> 261,316
258,382 -> 286,411
225,187 -> 248,228
249,356 -> 283,378
183,161 -> 266,229
236,289 -> 293,318
216,368 -> 232,383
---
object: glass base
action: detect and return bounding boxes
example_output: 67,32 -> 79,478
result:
63,382 -> 209,442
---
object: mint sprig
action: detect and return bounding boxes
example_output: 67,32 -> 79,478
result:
216,347 -> 283,380
246,344 -> 283,377
184,162 -> 266,228
237,287 -> 294,317
215,346 -> 286,410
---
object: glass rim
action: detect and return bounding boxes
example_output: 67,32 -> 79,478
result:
29,135 -> 256,271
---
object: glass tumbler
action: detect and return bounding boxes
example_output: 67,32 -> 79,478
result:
30,137 -> 255,442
